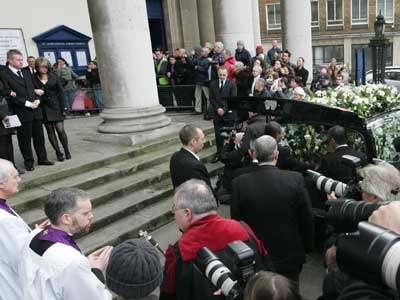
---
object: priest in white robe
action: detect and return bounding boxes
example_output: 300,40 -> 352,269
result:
0,159 -> 31,300
19,187 -> 113,300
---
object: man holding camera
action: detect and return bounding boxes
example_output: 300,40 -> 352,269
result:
321,162 -> 400,300
160,179 -> 271,300
319,125 -> 367,183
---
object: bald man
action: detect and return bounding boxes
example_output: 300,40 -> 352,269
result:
0,159 -> 31,300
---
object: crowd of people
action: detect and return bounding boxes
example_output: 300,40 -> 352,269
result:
0,49 -> 104,173
153,40 -> 351,114
167,121 -> 400,300
1,38 -> 400,300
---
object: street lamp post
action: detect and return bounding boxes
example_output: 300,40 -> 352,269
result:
369,12 -> 389,84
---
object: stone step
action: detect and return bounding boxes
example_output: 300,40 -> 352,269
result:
78,196 -> 174,254
20,157 -> 223,228
77,175 -> 221,255
11,134 -> 217,214
18,126 -> 216,193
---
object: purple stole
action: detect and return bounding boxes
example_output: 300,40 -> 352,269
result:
38,225 -> 81,252
0,199 -> 17,216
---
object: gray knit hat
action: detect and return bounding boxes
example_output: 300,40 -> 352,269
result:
106,239 -> 163,299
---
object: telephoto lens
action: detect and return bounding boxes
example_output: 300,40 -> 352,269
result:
337,222 -> 400,292
306,170 -> 349,197
325,199 -> 383,233
196,247 -> 243,300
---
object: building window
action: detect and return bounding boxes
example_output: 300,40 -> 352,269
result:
327,0 -> 344,26
266,4 -> 281,31
377,0 -> 394,23
311,0 -> 319,27
352,0 -> 368,25
313,45 -> 344,66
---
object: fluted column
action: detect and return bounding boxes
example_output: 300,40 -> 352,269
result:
197,0 -> 216,44
213,0 -> 256,52
252,0 -> 261,47
281,0 -> 313,80
87,0 -> 171,133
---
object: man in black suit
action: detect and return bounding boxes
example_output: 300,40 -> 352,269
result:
264,121 -> 304,172
209,66 -> 237,163
22,56 -> 36,76
319,125 -> 367,183
2,49 -> 53,171
231,135 -> 314,284
169,125 -> 210,189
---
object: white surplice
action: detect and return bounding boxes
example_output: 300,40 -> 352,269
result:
0,208 -> 31,300
19,229 -> 112,300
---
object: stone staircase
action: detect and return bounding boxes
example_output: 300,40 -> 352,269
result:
10,127 -> 222,254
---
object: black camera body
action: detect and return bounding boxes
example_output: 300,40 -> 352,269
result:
220,126 -> 237,143
195,240 -> 256,300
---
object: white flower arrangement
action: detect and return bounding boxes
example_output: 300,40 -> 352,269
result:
282,84 -> 400,162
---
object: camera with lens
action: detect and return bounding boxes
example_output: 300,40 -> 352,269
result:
306,155 -> 364,199
325,198 -> 386,233
220,126 -> 237,143
337,221 -> 400,293
195,240 -> 256,300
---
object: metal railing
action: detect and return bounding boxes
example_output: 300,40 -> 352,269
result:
63,80 -> 198,114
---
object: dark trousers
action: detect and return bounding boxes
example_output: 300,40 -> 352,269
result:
0,134 -> 14,163
17,119 -> 47,166
213,112 -> 236,155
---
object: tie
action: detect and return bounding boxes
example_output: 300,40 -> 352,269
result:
17,71 -> 23,78
219,80 -> 224,93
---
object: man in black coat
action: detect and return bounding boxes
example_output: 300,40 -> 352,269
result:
169,125 -> 210,189
234,41 -> 252,67
294,57 -> 309,87
231,135 -> 314,284
264,121 -> 305,172
0,76 -> 15,166
209,66 -> 237,162
319,125 -> 367,183
1,49 -> 53,171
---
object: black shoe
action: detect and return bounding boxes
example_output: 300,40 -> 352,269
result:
211,156 -> 220,164
38,160 -> 54,166
57,153 -> 65,162
25,165 -> 35,171
65,153 -> 72,160
16,168 -> 25,175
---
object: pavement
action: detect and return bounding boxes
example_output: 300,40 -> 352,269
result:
12,112 -> 325,300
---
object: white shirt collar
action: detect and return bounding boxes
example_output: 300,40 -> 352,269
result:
183,147 -> 200,161
8,65 -> 21,75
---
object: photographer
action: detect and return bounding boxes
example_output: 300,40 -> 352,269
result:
319,125 -> 367,184
160,179 -> 272,300
240,110 -> 266,161
321,162 -> 400,300
217,132 -> 244,203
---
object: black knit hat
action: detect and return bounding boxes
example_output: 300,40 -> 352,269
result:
106,239 -> 163,299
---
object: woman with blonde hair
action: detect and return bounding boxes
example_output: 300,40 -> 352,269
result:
33,57 -> 71,161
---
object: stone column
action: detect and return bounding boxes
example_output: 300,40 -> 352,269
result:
252,0 -> 261,48
162,0 -> 184,51
197,0 -> 216,45
213,0 -> 256,53
86,0 -> 171,134
179,0 -> 200,50
281,0 -> 313,80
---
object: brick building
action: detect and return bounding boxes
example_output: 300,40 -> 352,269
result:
259,0 -> 400,71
